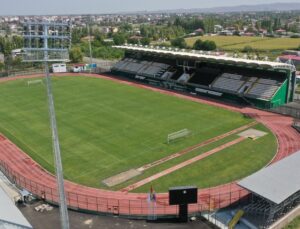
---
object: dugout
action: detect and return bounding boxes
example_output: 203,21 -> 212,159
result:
112,45 -> 297,109
238,151 -> 300,228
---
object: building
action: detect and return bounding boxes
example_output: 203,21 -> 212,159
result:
0,188 -> 33,229
279,55 -> 300,66
238,151 -> 300,228
11,49 -> 22,59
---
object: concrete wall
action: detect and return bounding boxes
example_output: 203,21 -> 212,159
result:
269,206 -> 300,229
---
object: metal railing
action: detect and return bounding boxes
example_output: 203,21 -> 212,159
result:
0,69 -> 44,78
271,105 -> 300,119
0,159 -> 249,218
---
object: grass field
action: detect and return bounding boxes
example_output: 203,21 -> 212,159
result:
282,216 -> 300,229
185,35 -> 300,51
134,123 -> 276,192
296,84 -> 300,93
0,76 -> 277,191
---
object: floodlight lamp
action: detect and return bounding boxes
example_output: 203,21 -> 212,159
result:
22,20 -> 71,63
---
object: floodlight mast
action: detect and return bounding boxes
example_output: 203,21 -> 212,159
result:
23,20 -> 70,229
87,23 -> 93,73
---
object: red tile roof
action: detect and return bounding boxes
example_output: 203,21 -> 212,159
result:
279,55 -> 300,61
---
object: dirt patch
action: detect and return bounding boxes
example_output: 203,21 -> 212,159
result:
238,128 -> 267,140
102,169 -> 141,187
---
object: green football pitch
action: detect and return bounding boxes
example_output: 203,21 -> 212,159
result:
0,76 -> 277,191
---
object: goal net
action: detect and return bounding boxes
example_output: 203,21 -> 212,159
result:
27,79 -> 43,86
167,129 -> 191,144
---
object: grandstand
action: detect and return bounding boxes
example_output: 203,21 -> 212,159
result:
112,45 -> 297,109
113,58 -> 170,79
238,150 -> 300,228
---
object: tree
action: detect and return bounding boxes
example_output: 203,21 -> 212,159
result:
71,27 -> 88,44
193,39 -> 203,50
140,37 -> 150,46
12,56 -> 22,66
171,37 -> 187,49
0,62 -> 4,71
11,36 -> 23,49
261,20 -> 273,33
203,17 -> 215,34
173,16 -> 204,33
234,20 -> 244,31
119,23 -> 133,33
69,47 -> 83,63
113,33 -> 126,45
273,18 -> 281,31
92,36 -> 104,48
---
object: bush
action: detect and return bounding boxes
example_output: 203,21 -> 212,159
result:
192,39 -> 216,51
140,37 -> 151,46
159,42 -> 171,47
201,40 -> 217,51
290,35 -> 300,38
127,38 -> 139,45
171,37 -> 187,49
242,45 -> 254,53
193,39 -> 203,50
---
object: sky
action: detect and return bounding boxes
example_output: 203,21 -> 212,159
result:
0,0 -> 296,15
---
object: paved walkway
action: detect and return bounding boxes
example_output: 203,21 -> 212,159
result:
0,73 -> 299,216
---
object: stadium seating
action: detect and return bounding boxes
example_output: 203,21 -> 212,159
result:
170,69 -> 184,80
113,57 -> 287,103
112,58 -> 170,78
161,70 -> 175,80
210,72 -> 283,100
188,67 -> 221,86
177,73 -> 193,83
245,80 -> 281,100
211,73 -> 247,94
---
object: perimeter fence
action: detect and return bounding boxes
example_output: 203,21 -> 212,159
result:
0,160 -> 249,218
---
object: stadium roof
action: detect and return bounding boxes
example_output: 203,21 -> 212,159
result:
0,188 -> 32,229
114,45 -> 295,71
238,151 -> 300,205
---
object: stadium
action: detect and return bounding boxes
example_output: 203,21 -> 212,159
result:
0,45 -> 299,228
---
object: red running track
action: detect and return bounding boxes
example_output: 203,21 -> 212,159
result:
0,73 -> 299,216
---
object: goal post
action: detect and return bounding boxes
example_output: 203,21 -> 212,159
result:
167,129 -> 191,144
27,79 -> 43,86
